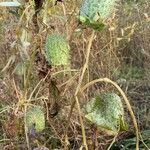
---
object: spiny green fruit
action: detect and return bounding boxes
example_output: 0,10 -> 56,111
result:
83,93 -> 127,135
79,0 -> 119,30
25,106 -> 45,132
45,33 -> 70,66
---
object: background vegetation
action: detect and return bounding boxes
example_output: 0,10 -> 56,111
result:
0,0 -> 149,149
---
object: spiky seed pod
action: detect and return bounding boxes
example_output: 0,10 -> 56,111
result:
45,33 -> 70,66
79,0 -> 119,30
25,106 -> 45,132
83,93 -> 127,135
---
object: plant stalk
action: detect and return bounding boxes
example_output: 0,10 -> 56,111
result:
81,78 -> 139,150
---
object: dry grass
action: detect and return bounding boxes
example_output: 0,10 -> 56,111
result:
0,0 -> 149,150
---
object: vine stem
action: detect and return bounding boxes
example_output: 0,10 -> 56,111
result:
75,30 -> 95,96
80,78 -> 139,150
24,104 -> 30,150
64,30 -> 95,150
74,30 -> 95,150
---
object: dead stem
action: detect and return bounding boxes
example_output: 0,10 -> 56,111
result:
64,30 -> 95,150
81,78 -> 139,150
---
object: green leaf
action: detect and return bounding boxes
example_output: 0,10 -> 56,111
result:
83,93 -> 128,135
112,130 -> 150,149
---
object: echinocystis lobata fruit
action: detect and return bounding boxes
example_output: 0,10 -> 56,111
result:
79,0 -> 119,30
83,93 -> 127,135
45,33 -> 70,66
25,106 -> 45,132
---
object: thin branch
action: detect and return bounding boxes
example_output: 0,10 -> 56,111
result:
81,78 -> 139,150
65,30 -> 95,150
